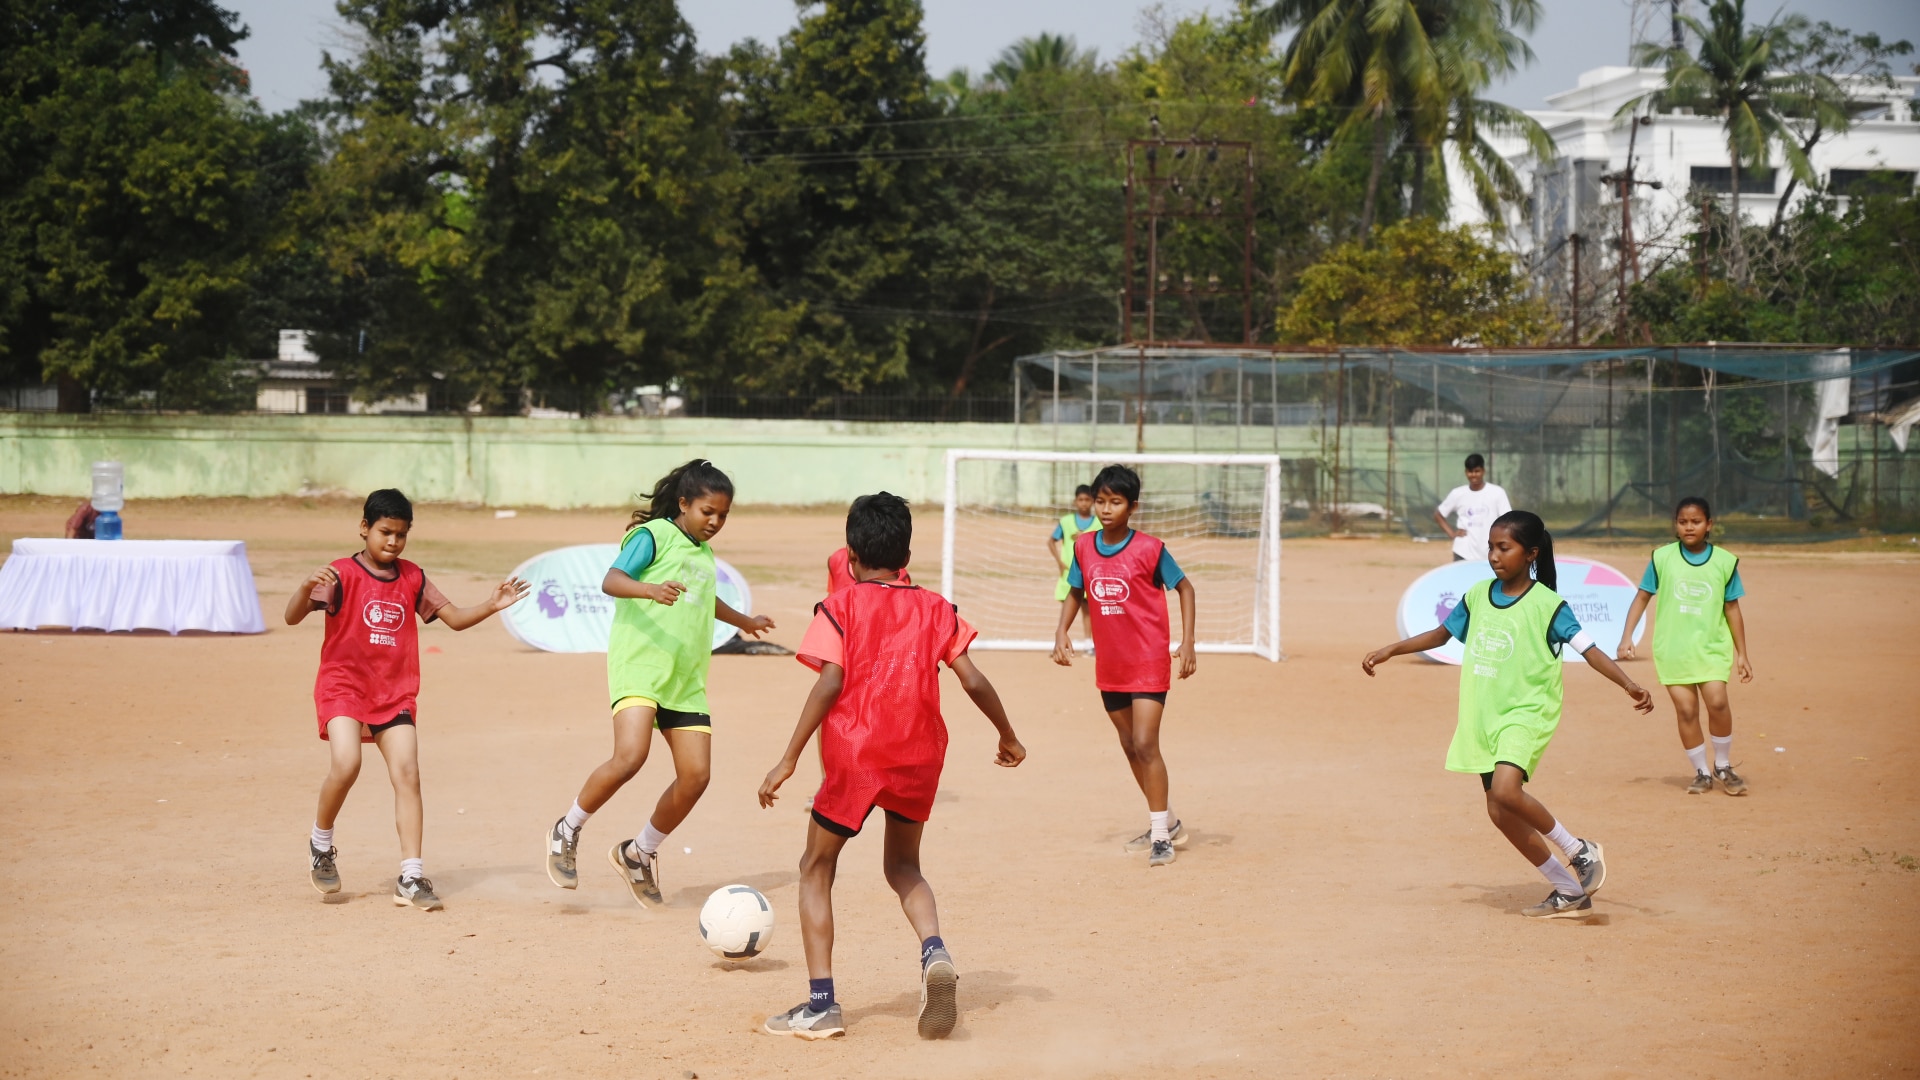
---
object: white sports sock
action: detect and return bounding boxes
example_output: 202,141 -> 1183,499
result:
1685,743 -> 1710,777
562,801 -> 591,835
311,824 -> 333,852
400,857 -> 424,882
1545,821 -> 1581,859
1149,810 -> 1170,843
1535,853 -> 1584,897
1710,735 -> 1733,769
637,821 -> 669,856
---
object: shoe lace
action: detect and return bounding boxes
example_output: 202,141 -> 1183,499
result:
404,875 -> 435,893
313,846 -> 337,868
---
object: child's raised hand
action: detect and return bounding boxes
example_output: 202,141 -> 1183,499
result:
1625,682 -> 1655,713
757,758 -> 796,808
490,576 -> 531,611
1176,641 -> 1197,679
305,565 -> 340,592
995,735 -> 1026,767
1734,654 -> 1753,683
649,580 -> 686,606
1050,633 -> 1074,667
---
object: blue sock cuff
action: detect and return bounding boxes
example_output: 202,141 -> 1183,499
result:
920,935 -> 945,961
808,977 -> 834,1013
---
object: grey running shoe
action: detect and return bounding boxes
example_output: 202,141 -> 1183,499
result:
1715,766 -> 1748,796
309,844 -> 340,895
547,818 -> 579,889
1568,839 -> 1606,895
919,947 -> 959,1040
1148,838 -> 1176,867
1521,891 -> 1591,919
1687,772 -> 1715,795
392,875 -> 443,911
1124,819 -> 1188,853
764,1002 -> 845,1040
609,840 -> 662,907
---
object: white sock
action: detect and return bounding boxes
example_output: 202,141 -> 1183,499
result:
1710,735 -> 1733,769
1149,810 -> 1170,843
1545,821 -> 1581,859
400,857 -> 424,882
311,824 -> 333,852
637,821 -> 669,856
1535,853 -> 1584,897
562,801 -> 591,835
1685,743 -> 1710,776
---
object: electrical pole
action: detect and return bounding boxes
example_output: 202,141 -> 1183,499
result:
1570,233 -> 1584,344
1601,114 -> 1661,343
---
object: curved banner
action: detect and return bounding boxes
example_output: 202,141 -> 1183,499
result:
1395,556 -> 1644,665
501,543 -> 753,654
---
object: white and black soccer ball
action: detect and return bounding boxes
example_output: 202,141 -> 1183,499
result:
699,884 -> 775,960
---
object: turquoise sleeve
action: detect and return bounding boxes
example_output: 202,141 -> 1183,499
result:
1725,566 -> 1745,601
610,528 -> 656,578
1066,553 -> 1083,590
1157,547 -> 1185,589
1548,602 -> 1583,648
1443,599 -> 1470,642
1051,523 -> 1065,541
1638,561 -> 1658,593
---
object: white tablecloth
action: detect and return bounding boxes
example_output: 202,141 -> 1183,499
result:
0,539 -> 267,634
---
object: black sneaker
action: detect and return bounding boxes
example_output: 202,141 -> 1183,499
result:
393,875 -> 443,911
1124,819 -> 1188,853
918,946 -> 959,1040
1715,766 -> 1748,796
1568,839 -> 1606,895
1521,891 -> 1592,919
1687,771 -> 1715,795
546,818 -> 579,889
609,840 -> 662,907
310,844 -> 340,895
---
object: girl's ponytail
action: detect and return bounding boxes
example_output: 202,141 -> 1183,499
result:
629,459 -> 735,530
1491,509 -> 1556,591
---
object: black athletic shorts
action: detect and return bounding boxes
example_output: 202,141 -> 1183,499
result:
366,712 -> 415,737
1101,690 -> 1168,713
812,806 -> 920,838
1479,762 -> 1531,790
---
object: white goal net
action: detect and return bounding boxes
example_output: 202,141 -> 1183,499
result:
940,450 -> 1281,659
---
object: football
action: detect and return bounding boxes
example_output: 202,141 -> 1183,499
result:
699,884 -> 775,960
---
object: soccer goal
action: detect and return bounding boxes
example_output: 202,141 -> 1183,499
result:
941,449 -> 1282,660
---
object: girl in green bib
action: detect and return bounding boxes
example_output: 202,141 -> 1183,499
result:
544,459 -> 774,907
1363,511 -> 1653,919
1616,497 -> 1754,796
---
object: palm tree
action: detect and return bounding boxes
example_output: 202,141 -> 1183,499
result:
1625,0 -> 1815,281
987,33 -> 1093,88
1414,0 -> 1552,223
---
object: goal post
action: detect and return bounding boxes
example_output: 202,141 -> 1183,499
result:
941,449 -> 1282,661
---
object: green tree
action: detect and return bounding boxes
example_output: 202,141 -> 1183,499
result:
1767,20 -> 1913,231
1276,217 -> 1550,344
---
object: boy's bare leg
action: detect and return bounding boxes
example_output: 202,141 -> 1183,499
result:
798,820 -> 851,981
1127,698 -> 1170,813
647,728 -> 713,833
574,705 -> 655,813
1105,707 -> 1151,792
373,723 -> 423,861
881,817 -> 940,941
315,717 -> 364,830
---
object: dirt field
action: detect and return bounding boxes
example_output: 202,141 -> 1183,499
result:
1,495 -> 1916,1079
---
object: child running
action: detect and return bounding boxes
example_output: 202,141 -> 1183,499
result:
1050,464 -> 1196,868
1362,510 -> 1654,919
759,492 -> 1025,1041
1616,497 -> 1754,795
545,459 -> 773,906
289,489 -> 529,910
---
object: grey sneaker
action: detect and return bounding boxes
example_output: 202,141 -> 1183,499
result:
309,844 -> 340,895
918,947 -> 959,1040
546,818 -> 579,889
1124,819 -> 1188,853
609,840 -> 662,907
764,1002 -> 845,1040
392,875 -> 443,911
1148,838 -> 1176,867
1687,771 -> 1715,794
1715,766 -> 1748,796
1568,839 -> 1606,895
1521,890 -> 1591,919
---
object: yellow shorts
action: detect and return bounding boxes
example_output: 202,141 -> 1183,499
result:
611,696 -> 712,734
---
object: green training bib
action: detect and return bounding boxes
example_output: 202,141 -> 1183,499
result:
1055,512 -> 1098,601
1445,580 -> 1566,777
1649,542 -> 1737,686
607,517 -> 717,712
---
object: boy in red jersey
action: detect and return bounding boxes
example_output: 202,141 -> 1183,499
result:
1051,464 -> 1197,868
760,492 -> 1025,1041
285,489 -> 528,910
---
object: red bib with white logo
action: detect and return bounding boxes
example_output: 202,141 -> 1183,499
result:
314,555 -> 424,738
1074,530 -> 1171,692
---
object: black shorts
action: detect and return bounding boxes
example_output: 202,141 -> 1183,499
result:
366,712 -> 415,737
811,806 -> 920,838
654,707 -> 712,732
1100,690 -> 1168,713
1479,762 -> 1530,790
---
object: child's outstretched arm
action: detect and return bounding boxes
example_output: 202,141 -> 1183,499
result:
1174,577 -> 1197,679
1725,598 -> 1753,682
284,565 -> 338,626
716,598 -> 775,639
1050,589 -> 1084,666
948,653 -> 1025,766
1361,626 -> 1452,675
1578,645 -> 1656,712
602,568 -> 683,604
1616,588 -> 1654,660
759,664 -> 844,807
437,576 -> 531,630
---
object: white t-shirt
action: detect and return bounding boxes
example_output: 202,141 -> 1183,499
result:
1437,482 -> 1512,561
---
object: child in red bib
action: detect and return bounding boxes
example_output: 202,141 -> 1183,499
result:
826,544 -> 907,595
1051,464 -> 1197,868
760,493 -> 1025,1041
285,489 -> 528,911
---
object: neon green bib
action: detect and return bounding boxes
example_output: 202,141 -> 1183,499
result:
1446,580 -> 1565,775
607,518 -> 717,712
1649,542 -> 1737,686
1057,512 -> 1097,590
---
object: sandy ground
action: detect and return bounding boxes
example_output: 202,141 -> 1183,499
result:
1,495 -> 1916,1079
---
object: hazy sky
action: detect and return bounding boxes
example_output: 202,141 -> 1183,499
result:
226,0 -> 1920,115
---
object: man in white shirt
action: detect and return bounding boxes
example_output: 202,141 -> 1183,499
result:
1432,454 -> 1511,562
